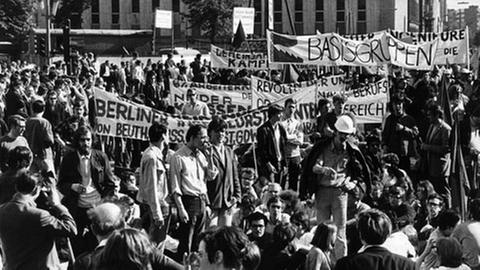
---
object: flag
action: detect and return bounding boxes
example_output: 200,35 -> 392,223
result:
232,20 -> 246,49
282,64 -> 299,83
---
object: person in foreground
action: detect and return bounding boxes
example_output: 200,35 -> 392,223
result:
334,209 -> 416,270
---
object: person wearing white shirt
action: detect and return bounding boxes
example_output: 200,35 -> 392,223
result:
181,89 -> 211,118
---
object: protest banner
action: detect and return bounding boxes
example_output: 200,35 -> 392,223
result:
233,7 -> 255,35
268,30 -> 445,69
169,80 -> 252,115
342,78 -> 389,123
94,88 -> 268,145
210,45 -> 269,70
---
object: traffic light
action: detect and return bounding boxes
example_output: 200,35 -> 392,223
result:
34,35 -> 46,56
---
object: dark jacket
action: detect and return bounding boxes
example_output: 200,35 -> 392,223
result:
335,246 -> 416,270
256,121 -> 287,177
0,194 -> 77,270
207,145 -> 241,210
57,149 -> 116,210
300,137 -> 371,199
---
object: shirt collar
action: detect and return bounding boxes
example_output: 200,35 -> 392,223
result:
77,151 -> 91,160
12,193 -> 37,207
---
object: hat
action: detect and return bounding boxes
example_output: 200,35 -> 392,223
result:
460,68 -> 472,74
334,115 -> 355,134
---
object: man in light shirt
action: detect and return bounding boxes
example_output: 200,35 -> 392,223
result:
137,122 -> 170,244
182,89 -> 211,118
281,98 -> 304,191
170,124 -> 217,260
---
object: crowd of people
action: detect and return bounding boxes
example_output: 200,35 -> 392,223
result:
0,50 -> 479,270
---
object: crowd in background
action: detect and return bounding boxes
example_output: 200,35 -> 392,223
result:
0,50 -> 479,270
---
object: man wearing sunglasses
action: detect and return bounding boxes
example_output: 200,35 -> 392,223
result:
301,114 -> 370,259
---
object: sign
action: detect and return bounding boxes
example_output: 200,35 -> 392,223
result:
233,7 -> 255,35
94,88 -> 268,145
210,45 -> 269,70
267,30 -> 443,69
169,80 -> 252,115
155,9 -> 172,29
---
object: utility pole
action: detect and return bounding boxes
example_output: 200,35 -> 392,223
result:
45,0 -> 51,66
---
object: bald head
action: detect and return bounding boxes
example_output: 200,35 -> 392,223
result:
88,202 -> 125,237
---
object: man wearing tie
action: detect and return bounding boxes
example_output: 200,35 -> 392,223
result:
57,125 -> 116,255
206,116 -> 241,227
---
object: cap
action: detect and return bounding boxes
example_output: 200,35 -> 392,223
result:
334,115 -> 355,134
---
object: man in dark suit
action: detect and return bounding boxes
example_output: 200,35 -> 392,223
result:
256,104 -> 287,185
335,209 -> 416,270
0,171 -> 77,270
421,103 -> 451,207
57,125 -> 116,255
206,116 -> 242,227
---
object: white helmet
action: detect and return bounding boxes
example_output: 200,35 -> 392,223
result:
334,115 -> 355,134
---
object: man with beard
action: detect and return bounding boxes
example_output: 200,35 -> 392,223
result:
57,125 -> 116,255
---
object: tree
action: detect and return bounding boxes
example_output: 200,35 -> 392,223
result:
54,0 -> 91,27
182,0 -> 234,43
473,31 -> 480,48
0,0 -> 35,42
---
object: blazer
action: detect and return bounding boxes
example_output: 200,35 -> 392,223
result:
423,120 -> 451,178
256,121 -> 287,177
0,195 -> 77,270
57,149 -> 116,210
335,246 -> 416,270
207,145 -> 241,210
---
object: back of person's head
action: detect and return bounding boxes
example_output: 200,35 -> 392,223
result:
99,228 -> 154,270
437,237 -> 464,268
272,222 -> 295,251
15,171 -> 41,195
185,124 -> 204,142
200,226 -> 260,270
207,116 -> 227,134
8,146 -> 32,170
357,209 -> 392,245
88,202 -> 125,238
437,209 -> 460,232
311,222 -> 337,252
31,99 -> 45,114
148,121 -> 167,143
470,198 -> 480,221
267,104 -> 283,119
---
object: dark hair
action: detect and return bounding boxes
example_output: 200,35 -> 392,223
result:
8,146 -> 32,170
290,211 -> 310,231
311,222 -> 337,252
332,94 -> 347,103
99,228 -> 154,270
284,98 -> 296,107
31,99 -> 45,113
317,98 -> 330,109
390,95 -> 405,105
437,237 -> 463,268
267,104 -> 283,119
207,116 -> 227,134
427,103 -> 444,119
357,209 -> 392,245
15,171 -> 41,194
185,124 -> 204,142
7,114 -> 25,129
437,209 -> 460,231
427,193 -> 444,205
148,121 -> 167,143
247,212 -> 268,225
200,226 -> 259,270
272,223 -> 296,251
73,125 -> 93,149
417,180 -> 436,200
470,198 -> 480,221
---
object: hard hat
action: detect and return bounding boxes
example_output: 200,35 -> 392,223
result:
334,115 -> 355,134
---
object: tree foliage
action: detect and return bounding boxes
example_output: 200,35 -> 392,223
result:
474,31 -> 480,48
54,0 -> 91,26
182,0 -> 234,43
0,0 -> 35,42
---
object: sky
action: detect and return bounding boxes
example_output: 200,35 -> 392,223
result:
447,0 -> 480,9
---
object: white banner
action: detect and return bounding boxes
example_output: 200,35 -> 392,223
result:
210,45 -> 269,70
154,9 -> 172,29
233,7 -> 255,35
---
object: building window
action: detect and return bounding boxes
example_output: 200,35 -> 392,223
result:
112,0 -> 119,25
91,0 -> 99,27
315,0 -> 324,32
172,0 -> 180,12
357,0 -> 366,33
132,0 -> 139,13
152,0 -> 159,11
294,0 -> 303,22
336,0 -> 345,34
274,0 -> 282,31
254,0 -> 262,23
92,0 -> 99,13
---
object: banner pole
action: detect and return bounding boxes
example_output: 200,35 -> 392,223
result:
251,87 -> 259,179
466,26 -> 470,70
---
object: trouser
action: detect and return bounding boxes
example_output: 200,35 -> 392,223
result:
176,195 -> 207,261
283,156 -> 301,191
208,207 -> 234,227
140,203 -> 170,245
430,175 -> 451,208
69,206 -> 96,256
315,187 -> 348,260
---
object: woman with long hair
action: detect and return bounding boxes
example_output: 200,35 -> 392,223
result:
305,222 -> 337,270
